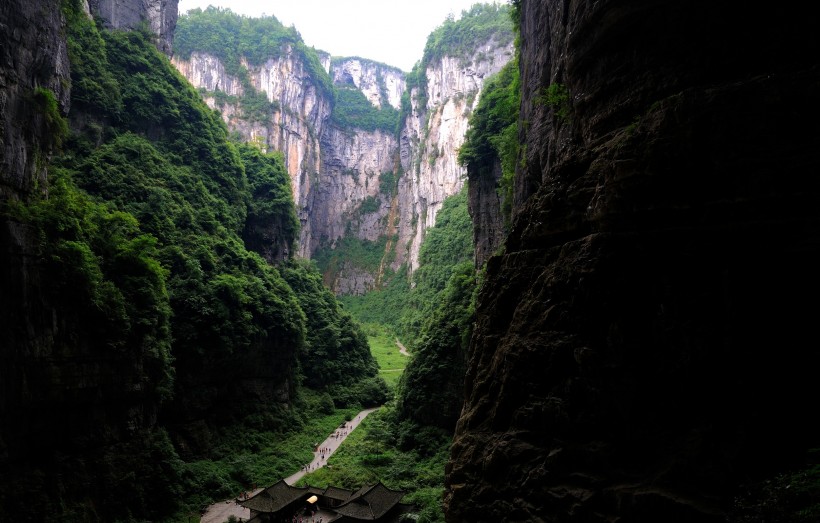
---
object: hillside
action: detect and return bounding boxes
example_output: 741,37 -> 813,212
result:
0,0 -> 382,519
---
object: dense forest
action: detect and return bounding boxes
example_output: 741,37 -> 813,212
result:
175,7 -> 334,98
0,1 -> 520,521
5,0 -> 819,521
0,0 -> 390,520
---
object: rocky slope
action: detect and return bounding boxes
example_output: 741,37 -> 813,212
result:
173,25 -> 514,292
445,1 -> 820,522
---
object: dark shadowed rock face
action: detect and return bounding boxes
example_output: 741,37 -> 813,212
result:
0,0 -> 69,199
446,1 -> 820,522
467,158 -> 505,269
1,0 -> 181,519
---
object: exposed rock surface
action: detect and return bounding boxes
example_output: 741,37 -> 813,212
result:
466,157 -> 504,269
88,0 -> 178,55
331,57 -> 404,110
0,0 -> 70,199
1,0 -> 73,461
174,38 -> 513,291
397,39 -> 514,273
1,0 -> 178,519
446,1 -> 820,522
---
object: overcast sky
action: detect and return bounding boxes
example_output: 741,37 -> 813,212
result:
176,0 -> 507,71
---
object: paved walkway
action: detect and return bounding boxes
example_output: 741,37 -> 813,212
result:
395,338 -> 410,357
200,407 -> 379,523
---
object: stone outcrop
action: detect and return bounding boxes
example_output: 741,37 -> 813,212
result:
445,1 -> 820,522
466,157 -> 504,269
331,57 -> 404,109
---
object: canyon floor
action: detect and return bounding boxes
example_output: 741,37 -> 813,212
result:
200,406 -> 380,523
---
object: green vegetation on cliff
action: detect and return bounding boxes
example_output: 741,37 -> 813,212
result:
422,3 -> 514,65
0,2 -> 386,520
175,6 -> 333,98
401,2 -> 514,120
282,259 -> 389,407
239,143 -> 299,259
459,56 -> 520,223
340,188 -> 474,346
175,7 -> 331,121
329,56 -> 403,133
331,86 -> 401,133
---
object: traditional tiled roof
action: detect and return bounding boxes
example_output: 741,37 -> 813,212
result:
241,480 -> 412,521
333,482 -> 406,520
380,503 -> 416,523
241,480 -> 317,513
323,485 -> 355,502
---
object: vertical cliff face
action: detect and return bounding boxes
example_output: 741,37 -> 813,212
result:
172,48 -> 331,258
309,57 -> 402,294
445,1 -> 820,522
331,57 -> 404,110
88,0 -> 178,54
1,0 -> 72,462
397,39 -> 513,273
175,42 -> 513,291
1,0 -> 181,519
0,0 -> 70,200
466,157 -> 504,268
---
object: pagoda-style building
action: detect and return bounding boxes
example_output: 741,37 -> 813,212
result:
242,480 -> 415,522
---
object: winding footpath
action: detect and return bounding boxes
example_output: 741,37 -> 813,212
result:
200,407 -> 379,523
395,338 -> 410,357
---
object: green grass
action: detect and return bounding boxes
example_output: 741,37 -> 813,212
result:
361,323 -> 410,389
294,405 -> 449,523
169,390 -> 360,521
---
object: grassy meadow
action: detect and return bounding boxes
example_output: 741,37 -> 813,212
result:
362,323 -> 411,389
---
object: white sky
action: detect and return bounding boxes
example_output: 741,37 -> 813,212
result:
176,0 -> 507,71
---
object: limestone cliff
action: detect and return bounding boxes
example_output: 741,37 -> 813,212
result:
0,0 -> 70,200
174,38 -> 513,291
1,0 -> 180,519
445,1 -> 820,522
1,0 -> 72,460
172,48 -> 330,258
398,38 -> 513,273
331,57 -> 404,110
88,0 -> 178,54
466,156 -> 504,269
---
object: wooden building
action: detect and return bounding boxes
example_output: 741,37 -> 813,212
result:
241,480 -> 415,522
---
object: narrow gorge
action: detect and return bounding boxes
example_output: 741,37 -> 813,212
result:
2,1 -> 819,522
171,8 -> 514,293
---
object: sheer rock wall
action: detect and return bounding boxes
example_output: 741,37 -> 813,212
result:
445,1 -> 820,522
175,43 -> 514,291
397,39 -> 513,273
1,0 -> 179,519
88,0 -> 178,55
